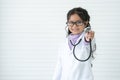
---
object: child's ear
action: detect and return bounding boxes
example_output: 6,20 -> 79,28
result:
84,21 -> 89,26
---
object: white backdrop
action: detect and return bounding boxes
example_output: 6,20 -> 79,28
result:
0,0 -> 120,80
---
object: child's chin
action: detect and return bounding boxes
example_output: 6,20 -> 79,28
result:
72,32 -> 80,35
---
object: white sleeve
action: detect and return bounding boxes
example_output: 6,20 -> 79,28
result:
52,48 -> 62,80
83,37 -> 96,60
91,38 -> 96,54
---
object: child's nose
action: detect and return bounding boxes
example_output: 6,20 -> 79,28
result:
72,23 -> 77,27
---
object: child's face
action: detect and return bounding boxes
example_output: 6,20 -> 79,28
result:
68,14 -> 87,35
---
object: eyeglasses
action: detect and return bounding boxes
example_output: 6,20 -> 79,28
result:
66,21 -> 84,27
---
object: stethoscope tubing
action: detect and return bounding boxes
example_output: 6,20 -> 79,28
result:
70,38 -> 92,62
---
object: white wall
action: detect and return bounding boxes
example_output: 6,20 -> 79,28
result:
0,0 -> 120,80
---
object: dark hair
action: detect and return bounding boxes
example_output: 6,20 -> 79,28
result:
66,7 -> 90,35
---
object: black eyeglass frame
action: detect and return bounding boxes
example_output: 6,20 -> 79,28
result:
66,20 -> 85,27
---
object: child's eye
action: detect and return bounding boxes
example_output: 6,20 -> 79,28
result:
66,22 -> 73,26
76,21 -> 83,26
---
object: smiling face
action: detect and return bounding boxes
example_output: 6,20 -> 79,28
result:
68,14 -> 87,35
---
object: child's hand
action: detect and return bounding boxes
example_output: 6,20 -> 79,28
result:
85,31 -> 95,42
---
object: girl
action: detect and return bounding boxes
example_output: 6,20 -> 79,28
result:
53,7 -> 96,80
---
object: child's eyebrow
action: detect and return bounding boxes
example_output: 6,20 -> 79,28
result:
68,20 -> 83,22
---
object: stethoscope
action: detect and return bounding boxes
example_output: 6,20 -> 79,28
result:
70,27 -> 92,62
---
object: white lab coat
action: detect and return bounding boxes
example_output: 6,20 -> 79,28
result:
53,32 -> 96,80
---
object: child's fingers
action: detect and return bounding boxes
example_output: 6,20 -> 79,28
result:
87,31 -> 95,40
85,30 -> 95,42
